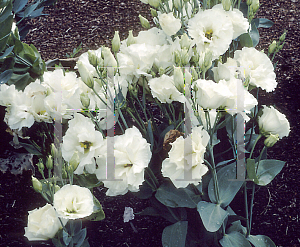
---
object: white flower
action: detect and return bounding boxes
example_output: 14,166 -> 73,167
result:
162,126 -> 210,188
96,126 -> 151,196
192,79 -> 233,109
159,13 -> 181,36
212,4 -> 249,39
24,204 -> 67,241
234,47 -> 277,92
188,8 -> 234,59
76,48 -> 102,76
258,105 -> 290,139
53,184 -> 94,219
62,113 -> 105,174
148,74 -> 185,103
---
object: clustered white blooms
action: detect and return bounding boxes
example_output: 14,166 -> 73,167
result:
162,126 -> 210,188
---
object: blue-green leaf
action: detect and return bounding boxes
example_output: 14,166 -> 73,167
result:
162,221 -> 188,247
252,18 -> 274,28
197,201 -> 229,232
256,160 -> 285,186
0,45 -> 14,59
208,162 -> 244,207
0,1 -> 12,23
239,33 -> 253,48
247,235 -> 276,247
220,231 -> 252,247
0,69 -> 13,84
12,0 -> 28,13
249,22 -> 259,47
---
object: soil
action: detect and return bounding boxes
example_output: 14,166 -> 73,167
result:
0,0 -> 300,246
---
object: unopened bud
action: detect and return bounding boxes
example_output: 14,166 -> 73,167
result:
32,176 -> 42,193
278,44 -> 284,50
69,151 -> 80,172
54,185 -> 60,193
174,0 -> 181,9
222,0 -> 231,11
268,40 -> 277,54
46,155 -> 53,170
180,33 -> 192,49
139,14 -> 150,29
191,67 -> 198,80
149,0 -> 161,8
174,50 -> 181,65
102,47 -> 118,67
181,48 -> 189,66
150,8 -> 158,18
127,30 -> 136,46
279,31 -> 287,42
252,0 -> 259,12
50,143 -> 57,158
184,69 -> 192,85
37,159 -> 44,171
77,60 -> 94,88
112,31 -> 121,53
80,93 -> 90,108
88,50 -> 99,67
158,67 -> 165,76
203,50 -> 213,69
246,0 -> 252,5
264,133 -> 279,147
173,66 -> 184,92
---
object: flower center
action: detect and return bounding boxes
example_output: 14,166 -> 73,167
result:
205,29 -> 213,40
124,163 -> 133,168
80,141 -> 93,153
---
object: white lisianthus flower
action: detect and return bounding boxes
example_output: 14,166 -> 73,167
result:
212,58 -> 238,82
148,74 -> 185,103
95,126 -> 151,196
188,8 -> 234,59
258,105 -> 290,139
0,84 -> 19,106
62,113 -> 105,174
192,79 -> 233,109
212,4 -> 249,39
24,204 -> 67,241
159,13 -> 181,36
162,126 -> 210,188
234,47 -> 277,92
76,48 -> 102,76
53,184 -> 94,219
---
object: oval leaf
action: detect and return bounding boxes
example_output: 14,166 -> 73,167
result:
252,18 -> 274,28
220,231 -> 252,247
239,33 -> 253,48
256,160 -> 285,186
197,201 -> 229,232
162,221 -> 188,247
247,235 -> 276,247
249,22 -> 259,47
208,163 -> 244,207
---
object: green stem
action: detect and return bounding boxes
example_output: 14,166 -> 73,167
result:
249,134 -> 262,159
244,182 -> 251,237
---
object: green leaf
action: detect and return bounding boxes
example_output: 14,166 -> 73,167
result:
197,201 -> 229,232
0,0 -> 10,9
62,230 -> 72,246
246,158 -> 258,183
12,0 -> 28,13
8,72 -> 31,90
0,14 -> 13,53
73,228 -> 87,245
220,231 -> 252,247
155,180 -> 197,208
73,173 -> 102,188
69,220 -> 82,236
0,45 -> 14,59
239,2 -> 248,18
85,196 -> 105,221
0,1 -> 12,23
18,141 -> 42,155
23,0 -> 40,18
249,22 -> 260,47
256,160 -> 285,186
247,235 -> 276,247
0,69 -> 13,84
208,163 -> 244,207
162,221 -> 188,247
252,18 -> 274,28
239,33 -> 253,48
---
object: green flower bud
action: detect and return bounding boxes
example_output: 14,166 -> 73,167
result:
54,185 -> 60,193
279,31 -> 287,42
246,0 -> 252,5
112,31 -> 121,53
222,0 -> 231,11
264,133 -> 279,147
174,50 -> 181,65
203,50 -> 213,69
32,176 -> 42,193
173,66 -> 184,92
46,155 -> 53,170
37,159 -> 44,171
252,0 -> 259,12
77,60 -> 94,88
69,151 -> 80,172
88,50 -> 99,67
158,67 -> 165,76
50,143 -> 57,158
127,30 -> 136,46
174,0 -> 181,9
139,14 -> 150,29
80,92 -> 90,108
268,40 -> 277,54
181,48 -> 189,66
150,8 -> 158,18
180,33 -> 192,49
278,44 -> 284,50
149,0 -> 161,8
191,67 -> 198,80
102,47 -> 118,67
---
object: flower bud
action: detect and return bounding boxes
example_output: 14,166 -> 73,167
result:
46,155 -> 53,170
203,50 -> 213,69
112,31 -> 121,53
191,67 -> 198,80
127,30 -> 136,46
252,0 -> 259,12
174,50 -> 181,65
54,185 -> 60,193
180,33 -> 192,49
149,0 -> 161,8
173,66 -> 184,92
77,60 -> 94,88
278,44 -> 284,50
264,133 -> 279,147
158,67 -> 165,76
222,0 -> 231,11
279,31 -> 287,42
139,14 -> 150,29
184,69 -> 192,85
32,176 -> 42,193
150,8 -> 158,18
268,40 -> 277,54
80,92 -> 90,108
102,47 -> 118,67
50,143 -> 57,158
37,159 -> 44,171
246,0 -> 252,5
88,50 -> 99,67
174,0 -> 181,9
181,48 -> 189,66
69,151 -> 80,172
